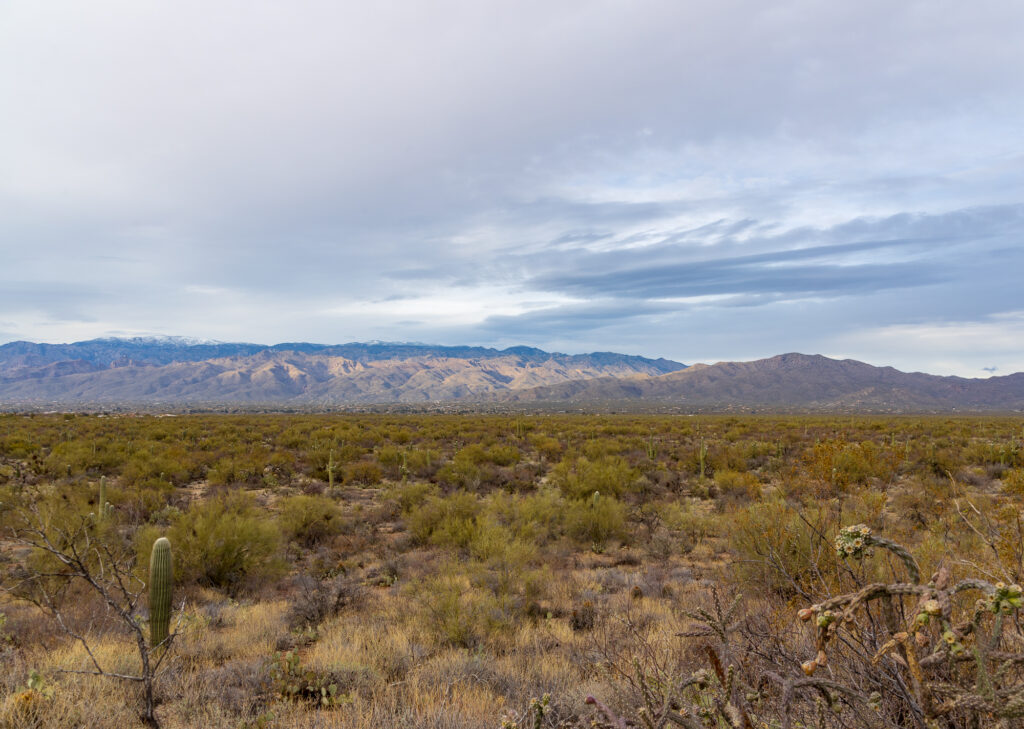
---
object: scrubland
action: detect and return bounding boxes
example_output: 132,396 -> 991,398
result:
1,413 -> 1024,728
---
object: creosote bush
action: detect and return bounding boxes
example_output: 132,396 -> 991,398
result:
277,494 -> 344,548
137,492 -> 283,592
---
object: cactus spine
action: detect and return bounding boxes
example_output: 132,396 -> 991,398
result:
149,537 -> 173,650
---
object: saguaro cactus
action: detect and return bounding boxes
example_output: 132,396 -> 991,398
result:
149,537 -> 173,650
97,476 -> 108,521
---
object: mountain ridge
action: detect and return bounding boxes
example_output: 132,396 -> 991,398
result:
1,339 -> 1022,412
494,353 -> 1024,412
0,338 -> 685,406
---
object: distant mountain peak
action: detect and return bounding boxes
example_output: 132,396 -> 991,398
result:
86,335 -> 234,347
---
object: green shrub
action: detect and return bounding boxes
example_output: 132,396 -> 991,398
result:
435,451 -> 482,489
550,455 -> 635,499
278,494 -> 344,547
565,493 -> 628,548
389,480 -> 438,513
656,500 -> 715,553
529,435 -> 562,461
375,445 -> 406,479
405,491 -> 481,550
138,492 -> 283,592
344,461 -> 382,486
408,569 -> 516,649
121,445 -> 194,487
207,454 -> 268,487
405,448 -> 440,478
485,487 -> 566,544
482,444 -> 520,467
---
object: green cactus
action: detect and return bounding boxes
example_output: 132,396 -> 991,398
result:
327,448 -> 335,490
97,476 -> 110,521
834,524 -> 920,583
149,537 -> 173,651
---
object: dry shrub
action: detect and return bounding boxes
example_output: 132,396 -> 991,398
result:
285,573 -> 363,631
730,499 -> 840,599
713,468 -> 761,502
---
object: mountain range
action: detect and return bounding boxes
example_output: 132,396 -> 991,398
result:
1,337 -> 1022,412
0,337 -> 683,407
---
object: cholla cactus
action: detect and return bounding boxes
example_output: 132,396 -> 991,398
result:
835,523 -> 920,583
798,528 -> 1024,723
988,581 -> 1024,613
834,523 -> 872,558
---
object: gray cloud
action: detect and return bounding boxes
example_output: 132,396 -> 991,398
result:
522,206 -> 1022,300
1,1 -> 1023,376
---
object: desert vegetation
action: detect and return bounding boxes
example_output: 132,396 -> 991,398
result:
1,412 -> 1024,727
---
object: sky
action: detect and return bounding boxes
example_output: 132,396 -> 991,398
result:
2,1 -> 1023,377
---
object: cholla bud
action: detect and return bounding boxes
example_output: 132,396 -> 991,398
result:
801,660 -> 818,676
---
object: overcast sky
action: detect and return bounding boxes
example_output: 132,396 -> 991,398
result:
2,1 -> 1023,376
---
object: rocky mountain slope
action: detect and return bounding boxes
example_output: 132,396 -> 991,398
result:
496,353 -> 1024,412
2,339 -> 1022,411
0,338 -> 684,405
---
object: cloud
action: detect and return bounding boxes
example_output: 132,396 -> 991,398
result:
0,1 -> 1023,375
828,312 -> 1024,378
503,204 -> 1023,303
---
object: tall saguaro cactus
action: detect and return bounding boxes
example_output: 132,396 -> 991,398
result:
97,476 -> 108,521
149,537 -> 173,650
